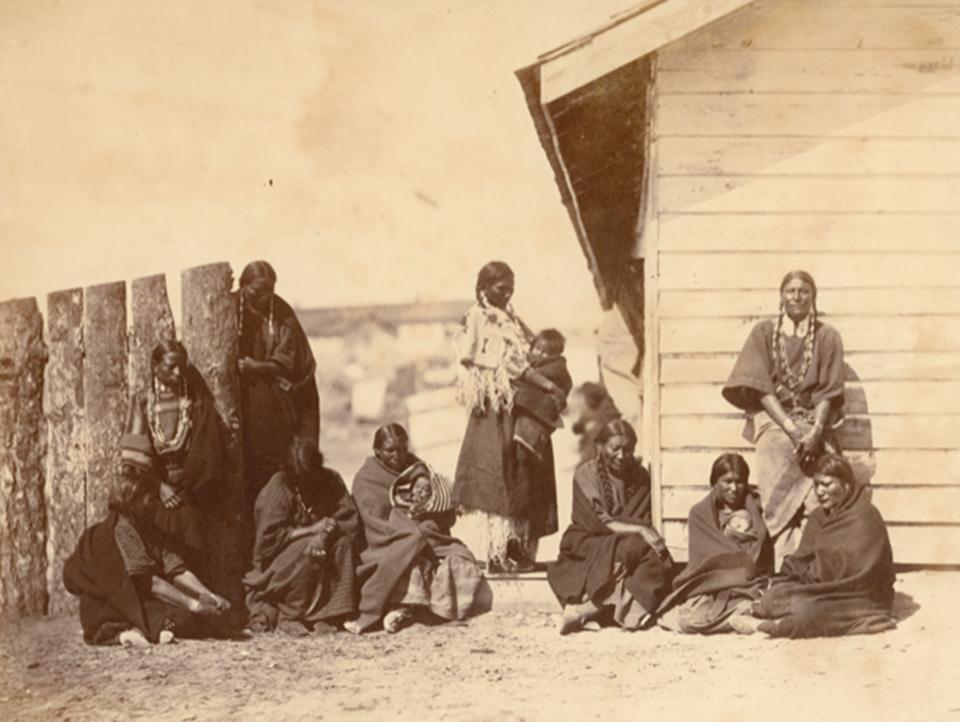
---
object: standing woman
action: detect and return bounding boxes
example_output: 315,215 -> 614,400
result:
453,261 -> 565,572
548,419 -> 673,634
125,339 -> 224,573
237,260 -> 321,515
722,270 -> 845,570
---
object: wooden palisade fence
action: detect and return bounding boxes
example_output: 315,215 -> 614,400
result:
0,262 -> 243,619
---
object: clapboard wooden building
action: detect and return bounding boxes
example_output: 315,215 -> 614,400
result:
517,0 -> 960,564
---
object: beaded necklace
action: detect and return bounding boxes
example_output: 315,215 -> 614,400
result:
147,375 -> 192,454
771,304 -> 817,398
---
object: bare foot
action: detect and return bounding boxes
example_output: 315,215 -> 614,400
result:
118,629 -> 149,647
559,602 -> 600,636
342,621 -> 362,636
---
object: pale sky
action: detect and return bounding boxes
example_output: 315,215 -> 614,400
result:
1,0 -> 634,332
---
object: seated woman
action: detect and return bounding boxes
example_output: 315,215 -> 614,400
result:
243,437 -> 359,635
548,420 -> 673,635
657,453 -> 774,635
63,463 -> 231,646
347,423 -> 487,635
125,339 -> 224,574
751,453 -> 896,638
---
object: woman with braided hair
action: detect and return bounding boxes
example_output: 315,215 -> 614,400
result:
237,260 -> 320,522
547,419 -> 674,635
452,261 -> 565,572
124,339 -> 224,575
722,270 -> 846,570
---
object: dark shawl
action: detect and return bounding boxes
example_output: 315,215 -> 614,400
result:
63,512 -> 194,645
658,489 -> 773,616
453,407 -> 558,539
548,460 -> 672,612
722,319 -> 845,414
753,486 -> 896,638
250,468 -> 359,569
243,468 -> 359,623
352,456 -> 476,631
126,365 -> 225,558
513,356 -> 573,429
239,293 -> 320,497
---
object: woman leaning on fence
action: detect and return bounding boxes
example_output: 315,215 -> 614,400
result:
237,260 -> 321,516
124,339 -> 224,575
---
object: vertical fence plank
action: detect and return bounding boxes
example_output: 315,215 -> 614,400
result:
83,282 -> 127,525
181,263 -> 245,604
129,274 -> 176,399
44,289 -> 86,615
0,298 -> 49,618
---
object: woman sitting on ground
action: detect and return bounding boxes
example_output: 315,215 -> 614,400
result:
347,423 -> 487,634
657,453 -> 773,635
751,453 -> 896,638
548,419 -> 674,635
243,437 -> 360,635
63,463 -> 230,646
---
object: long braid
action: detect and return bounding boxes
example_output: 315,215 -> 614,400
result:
596,453 -> 617,515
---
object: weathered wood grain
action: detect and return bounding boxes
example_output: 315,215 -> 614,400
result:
82,282 -> 127,526
667,6 -> 960,51
44,289 -> 85,615
659,254 -> 960,292
658,94 -> 960,138
659,175 -> 960,214
181,263 -> 244,605
659,213 -> 960,252
659,49 -> 960,94
0,298 -> 48,618
660,316 -> 960,354
661,352 -> 960,383
129,274 -> 176,400
660,137 -> 960,178
659,288 -> 960,318
661,380 -> 960,415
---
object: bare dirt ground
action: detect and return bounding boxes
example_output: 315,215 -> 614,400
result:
1,570 -> 957,722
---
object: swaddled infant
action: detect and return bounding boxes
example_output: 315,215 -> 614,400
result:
722,508 -> 757,542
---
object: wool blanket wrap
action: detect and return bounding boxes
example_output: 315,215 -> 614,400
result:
658,490 -> 773,634
548,461 -> 673,621
239,293 -> 320,507
352,456 -> 487,632
753,486 -> 896,638
453,407 -> 558,540
126,365 -> 225,568
243,468 -> 359,627
63,512 -> 198,645
513,355 -> 573,461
